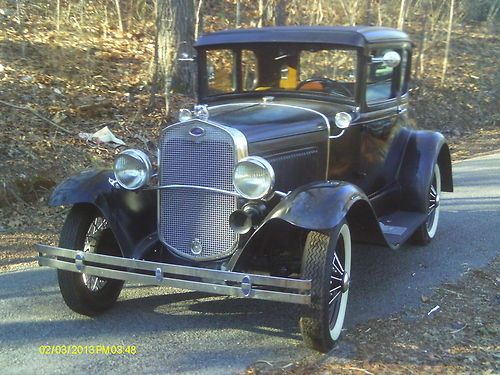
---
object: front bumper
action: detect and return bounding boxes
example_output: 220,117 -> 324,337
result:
37,244 -> 311,305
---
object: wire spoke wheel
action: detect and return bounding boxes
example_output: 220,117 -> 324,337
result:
300,220 -> 351,352
413,163 -> 441,245
426,165 -> 441,237
57,205 -> 124,316
81,217 -> 109,292
328,241 -> 347,330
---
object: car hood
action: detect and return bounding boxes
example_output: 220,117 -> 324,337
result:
207,98 -> 351,144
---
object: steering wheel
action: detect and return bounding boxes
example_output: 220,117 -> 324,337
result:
297,77 -> 352,97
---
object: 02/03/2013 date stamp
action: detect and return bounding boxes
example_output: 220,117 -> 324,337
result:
39,344 -> 137,355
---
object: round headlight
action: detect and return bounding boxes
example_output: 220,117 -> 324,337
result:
233,156 -> 275,200
113,149 -> 152,190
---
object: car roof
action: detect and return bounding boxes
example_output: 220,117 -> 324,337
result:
195,26 -> 411,48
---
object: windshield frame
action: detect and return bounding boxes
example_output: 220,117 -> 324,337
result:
197,43 -> 363,105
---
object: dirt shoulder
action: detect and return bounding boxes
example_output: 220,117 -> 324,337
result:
0,231 -> 57,272
245,256 -> 499,375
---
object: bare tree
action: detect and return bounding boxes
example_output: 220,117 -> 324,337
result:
339,0 -> 359,25
114,0 -> 124,33
151,0 -> 196,113
258,0 -> 286,27
195,0 -> 204,37
376,0 -> 383,25
56,0 -> 61,31
274,0 -> 287,25
79,0 -> 85,26
236,0 -> 241,27
365,0 -> 373,25
441,0 -> 455,84
258,0 -> 270,27
487,0 -> 500,29
415,2 -> 429,79
16,0 -> 23,33
397,0 -> 406,29
103,2 -> 108,38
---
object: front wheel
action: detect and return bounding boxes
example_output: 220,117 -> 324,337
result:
57,205 -> 124,316
299,221 -> 352,352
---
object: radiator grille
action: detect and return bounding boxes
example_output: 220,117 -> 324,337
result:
158,120 -> 240,260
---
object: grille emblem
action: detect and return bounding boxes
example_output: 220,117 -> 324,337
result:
191,238 -> 202,254
189,126 -> 205,137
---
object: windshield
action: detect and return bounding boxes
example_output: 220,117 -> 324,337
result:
202,44 -> 357,101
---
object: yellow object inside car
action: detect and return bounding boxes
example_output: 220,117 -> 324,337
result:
280,65 -> 298,89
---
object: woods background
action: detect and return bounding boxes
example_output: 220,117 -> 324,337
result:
0,3 -> 498,373
0,0 -> 498,230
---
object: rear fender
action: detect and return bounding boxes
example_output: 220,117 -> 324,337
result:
399,131 -> 453,213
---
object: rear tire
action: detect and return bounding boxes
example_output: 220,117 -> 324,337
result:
57,205 -> 124,316
412,163 -> 441,245
299,221 -> 351,352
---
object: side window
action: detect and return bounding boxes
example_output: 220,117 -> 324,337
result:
366,48 -> 401,103
241,50 -> 258,91
206,49 -> 235,95
399,49 -> 409,94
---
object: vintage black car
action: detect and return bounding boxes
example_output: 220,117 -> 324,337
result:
38,26 -> 453,352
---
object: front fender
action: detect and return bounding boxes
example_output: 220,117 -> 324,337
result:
265,181 -> 369,231
49,169 -> 115,206
230,181 -> 387,271
263,181 -> 387,246
49,169 -> 157,259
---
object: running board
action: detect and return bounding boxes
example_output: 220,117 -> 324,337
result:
378,211 -> 427,247
36,244 -> 311,305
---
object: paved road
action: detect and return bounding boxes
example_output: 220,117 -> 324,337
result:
1,152 -> 499,375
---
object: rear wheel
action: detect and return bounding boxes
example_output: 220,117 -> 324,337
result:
57,205 -> 124,316
413,163 -> 441,245
299,221 -> 351,352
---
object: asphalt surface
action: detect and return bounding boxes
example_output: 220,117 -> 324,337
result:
1,152 -> 499,375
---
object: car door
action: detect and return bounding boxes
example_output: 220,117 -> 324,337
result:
355,46 -> 412,198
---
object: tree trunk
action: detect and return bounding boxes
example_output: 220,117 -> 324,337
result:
235,0 -> 241,27
151,0 -> 196,114
257,0 -> 285,26
103,2 -> 108,38
274,0 -> 287,26
397,0 -> 406,29
79,0 -> 85,27
258,0 -> 266,27
339,0 -> 356,25
376,0 -> 382,25
16,0 -> 23,33
487,0 -> 499,31
195,0 -> 204,37
416,4 -> 428,79
56,0 -> 61,31
441,0 -> 455,85
365,0 -> 373,25
114,0 -> 124,33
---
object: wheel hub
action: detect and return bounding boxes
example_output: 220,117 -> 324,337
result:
341,272 -> 350,293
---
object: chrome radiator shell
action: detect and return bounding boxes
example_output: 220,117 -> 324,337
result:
158,120 -> 247,260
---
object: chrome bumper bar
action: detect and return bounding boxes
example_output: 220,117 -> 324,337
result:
36,244 -> 311,305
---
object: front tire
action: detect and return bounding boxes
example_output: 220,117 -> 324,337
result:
299,221 -> 352,352
57,205 -> 124,316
